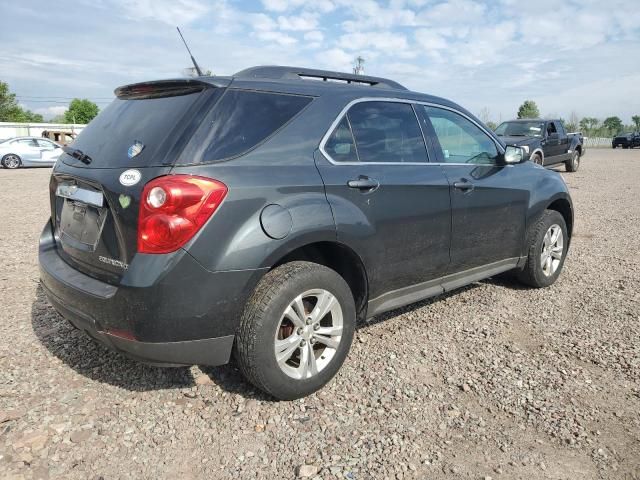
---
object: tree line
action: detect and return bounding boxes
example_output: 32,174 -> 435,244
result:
480,100 -> 640,138
0,80 -> 100,124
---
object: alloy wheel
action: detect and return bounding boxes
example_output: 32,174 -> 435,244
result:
540,224 -> 563,276
3,155 -> 20,169
274,289 -> 343,380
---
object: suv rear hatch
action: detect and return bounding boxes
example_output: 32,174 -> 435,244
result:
50,79 -> 226,283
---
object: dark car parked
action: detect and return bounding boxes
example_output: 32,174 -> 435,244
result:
612,132 -> 640,149
494,119 -> 585,171
39,66 -> 573,399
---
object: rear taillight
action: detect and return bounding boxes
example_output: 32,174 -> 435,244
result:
138,175 -> 227,254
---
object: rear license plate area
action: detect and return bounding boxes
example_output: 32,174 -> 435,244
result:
59,199 -> 107,252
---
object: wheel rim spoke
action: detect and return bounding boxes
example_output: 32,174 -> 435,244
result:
312,334 -> 340,349
310,290 -> 336,323
315,325 -> 342,336
275,335 -> 300,364
297,344 -> 318,379
292,295 -> 307,322
283,305 -> 305,329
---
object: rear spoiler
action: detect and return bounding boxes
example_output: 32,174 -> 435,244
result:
115,78 -> 231,100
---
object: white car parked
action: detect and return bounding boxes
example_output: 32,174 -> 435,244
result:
0,137 -> 63,169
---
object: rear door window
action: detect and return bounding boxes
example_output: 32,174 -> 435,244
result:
346,101 -> 428,163
183,90 -> 313,163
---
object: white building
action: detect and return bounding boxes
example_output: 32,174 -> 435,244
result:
0,122 -> 86,141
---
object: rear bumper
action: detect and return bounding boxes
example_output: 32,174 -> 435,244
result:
42,281 -> 234,366
38,221 -> 264,366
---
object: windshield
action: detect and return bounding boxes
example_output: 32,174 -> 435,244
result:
495,121 -> 544,137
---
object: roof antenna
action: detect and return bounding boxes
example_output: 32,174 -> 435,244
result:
176,26 -> 203,76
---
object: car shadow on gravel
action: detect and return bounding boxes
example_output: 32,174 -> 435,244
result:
31,275 -> 525,399
31,284 -> 271,399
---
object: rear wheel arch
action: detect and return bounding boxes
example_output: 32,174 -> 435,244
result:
273,241 -> 369,320
530,148 -> 544,164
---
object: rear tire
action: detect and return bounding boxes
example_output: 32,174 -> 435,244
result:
2,154 -> 22,169
235,261 -> 356,400
531,153 -> 543,165
517,210 -> 568,288
565,150 -> 580,172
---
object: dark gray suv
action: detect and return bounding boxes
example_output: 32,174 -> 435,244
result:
39,66 -> 573,399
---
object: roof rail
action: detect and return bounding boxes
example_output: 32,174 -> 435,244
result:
233,66 -> 407,90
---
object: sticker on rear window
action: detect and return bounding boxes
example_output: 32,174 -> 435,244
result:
128,140 -> 145,158
119,169 -> 141,186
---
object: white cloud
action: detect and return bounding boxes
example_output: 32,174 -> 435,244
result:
414,29 -> 448,50
304,30 -> 324,42
262,0 -> 334,13
277,13 -> 318,31
315,48 -> 353,71
338,31 -> 409,53
248,13 -> 277,32
118,0 -> 210,25
34,106 -> 67,119
255,30 -> 298,46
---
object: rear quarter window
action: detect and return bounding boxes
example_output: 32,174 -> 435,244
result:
181,90 -> 313,164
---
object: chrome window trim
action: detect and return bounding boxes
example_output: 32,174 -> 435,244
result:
318,97 -> 505,166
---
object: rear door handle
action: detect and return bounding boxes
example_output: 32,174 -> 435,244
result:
453,180 -> 474,192
348,177 -> 379,191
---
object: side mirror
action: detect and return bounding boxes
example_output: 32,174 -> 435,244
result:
503,145 -> 525,164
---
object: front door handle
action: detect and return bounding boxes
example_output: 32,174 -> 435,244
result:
453,180 -> 474,192
348,176 -> 379,191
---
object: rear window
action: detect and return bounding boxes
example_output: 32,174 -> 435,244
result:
62,88 -> 217,168
180,90 -> 312,164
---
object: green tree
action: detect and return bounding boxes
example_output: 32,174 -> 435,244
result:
486,121 -> 497,130
0,81 -> 43,122
564,111 -> 579,132
64,98 -> 99,124
579,117 -> 600,135
632,115 -> 640,131
517,100 -> 540,119
603,116 -> 623,135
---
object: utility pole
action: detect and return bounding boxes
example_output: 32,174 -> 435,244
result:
353,56 -> 365,75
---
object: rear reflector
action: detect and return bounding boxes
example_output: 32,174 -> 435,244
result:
138,175 -> 227,254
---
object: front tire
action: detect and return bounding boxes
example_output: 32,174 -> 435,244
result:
235,261 -> 356,400
517,210 -> 568,288
2,154 -> 22,169
565,150 -> 580,172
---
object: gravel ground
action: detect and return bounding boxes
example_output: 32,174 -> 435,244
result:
1,149 -> 639,480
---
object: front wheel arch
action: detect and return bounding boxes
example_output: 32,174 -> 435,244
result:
546,198 -> 573,244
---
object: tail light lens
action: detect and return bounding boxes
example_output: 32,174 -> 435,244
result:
138,175 -> 227,254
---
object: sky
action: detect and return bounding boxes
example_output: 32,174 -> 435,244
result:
1,0 -> 639,124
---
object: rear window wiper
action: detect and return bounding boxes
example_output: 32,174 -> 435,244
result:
63,146 -> 92,165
